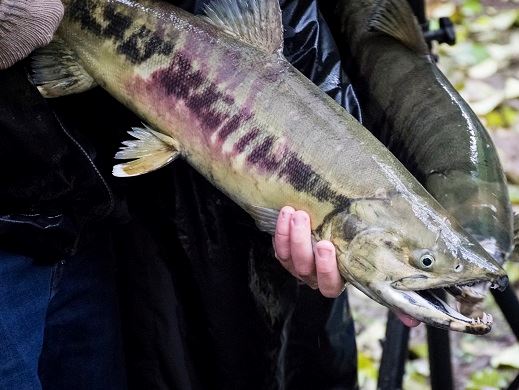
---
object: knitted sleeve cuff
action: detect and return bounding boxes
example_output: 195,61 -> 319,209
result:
0,0 -> 64,69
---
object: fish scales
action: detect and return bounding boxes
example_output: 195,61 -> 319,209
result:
59,0 -> 411,225
34,0 -> 510,334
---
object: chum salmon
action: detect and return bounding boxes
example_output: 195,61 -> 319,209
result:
325,0 -> 518,315
32,0 -> 508,333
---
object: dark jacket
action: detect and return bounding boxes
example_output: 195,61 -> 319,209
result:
0,0 -> 360,388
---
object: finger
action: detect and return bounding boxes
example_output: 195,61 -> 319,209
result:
314,241 -> 344,298
272,237 -> 298,278
274,206 -> 295,263
394,311 -> 421,328
290,210 -> 316,285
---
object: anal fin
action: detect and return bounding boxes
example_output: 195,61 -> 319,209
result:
113,125 -> 180,177
31,38 -> 97,97
245,204 -> 280,235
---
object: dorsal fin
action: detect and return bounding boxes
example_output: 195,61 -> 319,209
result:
203,0 -> 283,54
368,0 -> 429,54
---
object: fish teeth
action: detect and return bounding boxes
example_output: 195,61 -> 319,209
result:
472,312 -> 493,325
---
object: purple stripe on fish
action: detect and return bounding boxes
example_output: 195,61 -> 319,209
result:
279,155 -> 349,205
247,136 -> 284,171
69,0 -> 174,64
244,134 -> 349,205
154,51 -> 237,133
140,51 -> 349,206
234,128 -> 260,153
218,111 -> 253,142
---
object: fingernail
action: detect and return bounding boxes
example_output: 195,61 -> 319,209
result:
291,213 -> 306,226
316,247 -> 331,258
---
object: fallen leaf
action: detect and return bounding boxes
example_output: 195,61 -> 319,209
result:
471,91 -> 505,115
509,184 -> 519,204
468,58 -> 499,78
466,368 -> 512,389
505,78 -> 519,100
491,345 -> 519,368
491,131 -> 519,183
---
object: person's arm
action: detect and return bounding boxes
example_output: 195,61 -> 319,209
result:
273,207 -> 344,298
0,0 -> 63,70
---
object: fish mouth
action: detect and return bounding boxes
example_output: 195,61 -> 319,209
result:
384,276 -> 508,334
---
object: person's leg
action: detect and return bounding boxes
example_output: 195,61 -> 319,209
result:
38,229 -> 127,390
0,250 -> 53,390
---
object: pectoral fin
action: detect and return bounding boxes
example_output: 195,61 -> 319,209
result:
245,205 -> 280,235
31,38 -> 97,97
113,125 -> 180,177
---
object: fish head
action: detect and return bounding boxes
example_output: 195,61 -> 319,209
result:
326,194 -> 508,334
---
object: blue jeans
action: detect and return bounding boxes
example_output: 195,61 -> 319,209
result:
0,232 -> 126,390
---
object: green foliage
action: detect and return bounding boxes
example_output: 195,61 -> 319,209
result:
466,367 -> 515,389
357,352 -> 378,390
461,0 -> 483,17
509,184 -> 519,204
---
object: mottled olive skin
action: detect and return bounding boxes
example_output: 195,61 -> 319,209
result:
335,0 -> 513,265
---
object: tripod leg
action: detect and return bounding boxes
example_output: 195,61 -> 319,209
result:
426,326 -> 454,390
491,286 -> 519,341
378,311 -> 410,390
426,290 -> 454,390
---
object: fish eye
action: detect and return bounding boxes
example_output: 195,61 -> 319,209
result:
411,250 -> 435,270
420,253 -> 435,269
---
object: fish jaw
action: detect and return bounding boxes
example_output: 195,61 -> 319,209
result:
335,247 -> 494,334
391,272 -> 508,292
336,245 -> 497,334
375,282 -> 493,335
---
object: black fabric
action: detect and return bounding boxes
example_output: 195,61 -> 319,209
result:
0,0 -> 360,389
0,65 -> 113,261
113,1 -> 359,389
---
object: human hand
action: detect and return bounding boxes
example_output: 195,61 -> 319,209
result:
273,206 -> 421,328
273,206 -> 345,298
0,0 -> 64,69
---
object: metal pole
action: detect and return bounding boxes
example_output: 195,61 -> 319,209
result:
426,290 -> 454,390
506,372 -> 519,390
407,0 -> 427,25
491,286 -> 519,341
377,311 -> 410,390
